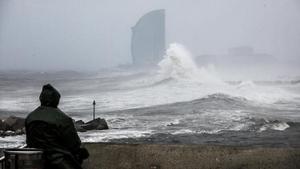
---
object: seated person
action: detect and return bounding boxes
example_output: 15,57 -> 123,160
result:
25,84 -> 89,169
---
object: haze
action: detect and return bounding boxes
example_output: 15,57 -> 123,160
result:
0,0 -> 299,76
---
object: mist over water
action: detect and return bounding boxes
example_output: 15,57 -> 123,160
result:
1,43 -> 300,147
0,0 -> 300,150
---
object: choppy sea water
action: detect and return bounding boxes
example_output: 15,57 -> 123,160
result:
1,44 -> 300,148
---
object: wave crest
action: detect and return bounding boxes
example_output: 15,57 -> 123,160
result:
158,43 -> 223,84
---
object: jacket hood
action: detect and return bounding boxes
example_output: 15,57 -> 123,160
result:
39,84 -> 61,108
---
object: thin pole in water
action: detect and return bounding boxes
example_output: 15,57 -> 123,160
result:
93,100 -> 96,120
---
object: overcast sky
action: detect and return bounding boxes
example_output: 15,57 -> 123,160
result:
0,0 -> 299,71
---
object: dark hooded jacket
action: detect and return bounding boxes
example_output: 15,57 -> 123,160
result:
25,84 -> 87,169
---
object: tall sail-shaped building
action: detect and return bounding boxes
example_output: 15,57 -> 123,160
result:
131,9 -> 165,67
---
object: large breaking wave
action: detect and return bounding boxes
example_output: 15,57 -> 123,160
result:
158,43 -> 223,84
118,43 -> 297,106
0,43 -> 300,146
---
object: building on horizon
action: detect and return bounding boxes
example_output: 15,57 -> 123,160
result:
131,9 -> 165,67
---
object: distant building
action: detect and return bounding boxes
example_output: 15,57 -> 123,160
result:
195,46 -> 276,66
226,46 -> 275,65
131,9 -> 165,67
228,46 -> 254,56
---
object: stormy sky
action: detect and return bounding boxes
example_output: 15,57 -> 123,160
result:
0,0 -> 299,71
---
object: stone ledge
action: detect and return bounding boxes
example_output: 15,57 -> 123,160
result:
82,143 -> 300,169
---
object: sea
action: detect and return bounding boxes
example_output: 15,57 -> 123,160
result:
1,44 -> 300,148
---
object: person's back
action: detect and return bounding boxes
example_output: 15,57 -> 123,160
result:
25,84 -> 89,169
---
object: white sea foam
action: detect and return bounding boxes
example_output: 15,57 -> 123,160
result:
173,129 -> 194,135
57,45 -> 300,123
196,129 -> 222,134
158,43 -> 223,84
232,81 -> 296,104
0,135 -> 25,148
78,129 -> 152,142
0,43 -> 299,147
165,119 -> 180,126
1,43 -> 296,114
259,122 -> 290,132
237,81 -> 256,89
0,98 -> 38,112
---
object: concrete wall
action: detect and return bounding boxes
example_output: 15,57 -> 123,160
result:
82,143 -> 300,169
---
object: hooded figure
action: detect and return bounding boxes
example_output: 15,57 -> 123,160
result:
26,84 -> 89,169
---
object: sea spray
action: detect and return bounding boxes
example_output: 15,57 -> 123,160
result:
0,59 -> 300,146
155,43 -> 296,105
158,43 -> 223,84
158,43 -> 198,79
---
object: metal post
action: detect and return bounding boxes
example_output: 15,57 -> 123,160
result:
93,100 -> 96,120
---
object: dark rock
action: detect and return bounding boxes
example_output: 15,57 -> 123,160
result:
4,116 -> 25,131
75,120 -> 85,125
15,128 -> 25,135
74,120 -> 87,132
75,124 -> 87,132
0,119 -> 8,131
0,116 -> 108,135
22,127 -> 26,134
3,130 -> 15,137
0,128 -> 25,137
81,118 -> 109,131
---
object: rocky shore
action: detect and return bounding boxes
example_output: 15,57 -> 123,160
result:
0,116 -> 108,137
75,118 -> 108,132
0,116 -> 25,137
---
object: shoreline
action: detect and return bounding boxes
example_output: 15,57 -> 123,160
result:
1,122 -> 300,149
107,123 -> 300,148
